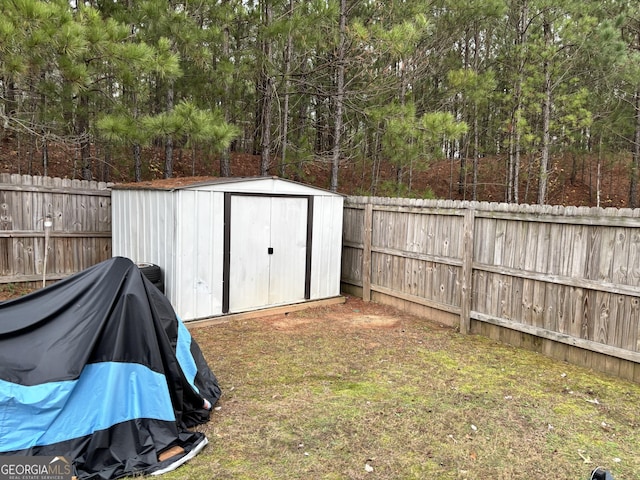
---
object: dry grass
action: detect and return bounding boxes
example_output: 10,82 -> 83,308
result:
171,296 -> 640,480
0,283 -> 34,302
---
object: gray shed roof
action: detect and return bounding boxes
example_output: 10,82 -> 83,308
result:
111,176 -> 344,196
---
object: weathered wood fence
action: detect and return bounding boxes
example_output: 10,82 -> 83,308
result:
0,174 -> 112,285
2,175 -> 640,382
341,196 -> 640,383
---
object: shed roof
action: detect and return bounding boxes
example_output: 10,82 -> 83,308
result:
111,176 -> 343,196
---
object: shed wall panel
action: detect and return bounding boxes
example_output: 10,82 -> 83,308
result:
311,195 -> 344,299
174,190 -> 225,320
112,190 -> 175,271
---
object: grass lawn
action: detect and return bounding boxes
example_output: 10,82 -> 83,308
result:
175,296 -> 638,480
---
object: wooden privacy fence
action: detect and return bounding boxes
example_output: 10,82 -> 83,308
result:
3,174 -> 640,382
0,174 -> 112,285
342,196 -> 640,382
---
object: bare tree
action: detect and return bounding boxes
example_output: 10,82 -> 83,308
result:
330,0 -> 346,192
538,13 -> 552,205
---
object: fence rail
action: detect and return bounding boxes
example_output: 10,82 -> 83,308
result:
0,173 -> 112,285
342,197 -> 640,383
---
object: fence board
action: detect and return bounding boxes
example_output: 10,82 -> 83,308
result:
629,231 -> 640,287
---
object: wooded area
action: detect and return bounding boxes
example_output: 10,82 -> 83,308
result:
1,0 -> 640,205
342,196 -> 640,382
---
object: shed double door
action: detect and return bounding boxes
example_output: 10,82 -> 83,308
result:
226,194 -> 310,313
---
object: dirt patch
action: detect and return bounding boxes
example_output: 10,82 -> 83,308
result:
267,312 -> 400,331
259,296 -> 414,332
346,314 -> 399,328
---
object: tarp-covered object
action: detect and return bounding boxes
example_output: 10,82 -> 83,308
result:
0,257 -> 221,479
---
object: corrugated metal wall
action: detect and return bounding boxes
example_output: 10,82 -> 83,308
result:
311,195 -> 344,299
174,189 -> 225,320
112,189 -> 176,272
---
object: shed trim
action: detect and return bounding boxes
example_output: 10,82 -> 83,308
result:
305,196 -> 314,300
111,176 -> 344,196
222,192 -> 231,314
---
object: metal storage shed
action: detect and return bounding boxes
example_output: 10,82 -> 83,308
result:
111,176 -> 344,321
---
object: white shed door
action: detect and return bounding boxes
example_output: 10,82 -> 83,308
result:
228,195 -> 308,312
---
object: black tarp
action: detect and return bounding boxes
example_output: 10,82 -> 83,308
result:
0,257 -> 221,479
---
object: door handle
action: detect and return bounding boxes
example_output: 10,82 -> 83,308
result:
268,247 -> 274,255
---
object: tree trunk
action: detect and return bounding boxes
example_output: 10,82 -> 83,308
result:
39,75 -> 48,177
459,33 -> 469,196
330,0 -> 346,192
597,135 -> 602,208
458,143 -> 467,196
219,140 -> 231,177
3,78 -> 16,136
514,111 -> 522,202
191,146 -> 196,176
28,134 -> 35,175
508,1 -> 527,203
280,0 -> 294,177
133,143 -> 142,182
102,147 -> 111,183
630,88 -> 640,208
538,15 -> 552,205
371,124 -> 382,195
253,85 -> 263,157
42,139 -> 48,177
164,82 -> 174,179
292,70 -> 308,181
132,90 -> 142,182
260,75 -> 273,176
220,20 -> 231,177
507,125 -> 514,202
259,0 -> 273,176
472,27 -> 480,201
77,93 -> 92,181
472,103 -> 479,201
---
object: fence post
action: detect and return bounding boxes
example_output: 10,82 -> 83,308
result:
460,208 -> 474,334
362,201 -> 373,301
